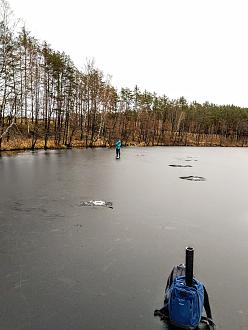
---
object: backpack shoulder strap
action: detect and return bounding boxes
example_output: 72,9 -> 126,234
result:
203,285 -> 212,319
202,285 -> 216,329
201,316 -> 216,330
154,308 -> 169,320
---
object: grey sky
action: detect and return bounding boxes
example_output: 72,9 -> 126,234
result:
8,0 -> 248,107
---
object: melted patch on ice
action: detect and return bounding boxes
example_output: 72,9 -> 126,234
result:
80,200 -> 113,209
180,176 -> 206,181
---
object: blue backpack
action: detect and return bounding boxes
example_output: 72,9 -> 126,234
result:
169,275 -> 204,329
154,264 -> 215,330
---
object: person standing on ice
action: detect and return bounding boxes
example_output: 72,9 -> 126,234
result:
115,138 -> 121,159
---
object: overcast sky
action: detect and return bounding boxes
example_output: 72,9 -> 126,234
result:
7,0 -> 248,107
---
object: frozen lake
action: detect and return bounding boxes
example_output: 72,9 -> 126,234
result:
0,147 -> 248,329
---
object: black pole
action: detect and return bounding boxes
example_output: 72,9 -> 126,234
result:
185,247 -> 194,287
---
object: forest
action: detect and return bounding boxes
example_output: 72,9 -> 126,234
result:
1,0 -> 248,151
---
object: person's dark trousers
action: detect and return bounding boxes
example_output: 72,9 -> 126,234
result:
116,148 -> 120,158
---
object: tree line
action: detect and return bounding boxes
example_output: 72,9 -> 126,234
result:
1,0 -> 248,151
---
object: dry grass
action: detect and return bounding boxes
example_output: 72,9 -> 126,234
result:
1,133 -> 248,152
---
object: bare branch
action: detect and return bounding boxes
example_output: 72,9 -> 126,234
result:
0,116 -> 16,139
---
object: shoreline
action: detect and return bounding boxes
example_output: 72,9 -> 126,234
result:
0,141 -> 247,157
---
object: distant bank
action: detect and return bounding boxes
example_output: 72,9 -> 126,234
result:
1,131 -> 248,152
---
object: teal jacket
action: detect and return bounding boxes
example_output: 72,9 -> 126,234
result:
115,140 -> 121,149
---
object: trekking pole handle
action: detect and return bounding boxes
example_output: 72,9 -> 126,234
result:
185,247 -> 194,287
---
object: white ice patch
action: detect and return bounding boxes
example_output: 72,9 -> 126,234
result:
92,200 -> 105,206
80,200 -> 113,209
